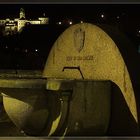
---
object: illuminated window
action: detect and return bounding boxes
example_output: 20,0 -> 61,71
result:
101,14 -> 105,18
35,49 -> 38,52
58,21 -> 62,25
69,21 -> 72,25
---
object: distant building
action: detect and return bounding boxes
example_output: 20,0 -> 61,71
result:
0,8 -> 49,35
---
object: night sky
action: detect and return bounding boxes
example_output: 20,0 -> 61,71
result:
0,4 -> 140,36
0,4 -> 140,42
0,4 -> 140,70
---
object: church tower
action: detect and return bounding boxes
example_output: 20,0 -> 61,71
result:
19,8 -> 25,19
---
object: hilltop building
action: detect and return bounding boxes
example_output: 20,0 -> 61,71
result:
0,8 -> 49,35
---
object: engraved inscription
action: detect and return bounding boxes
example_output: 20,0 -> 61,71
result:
66,55 -> 94,61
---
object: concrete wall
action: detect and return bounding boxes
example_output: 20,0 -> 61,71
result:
43,23 -> 139,135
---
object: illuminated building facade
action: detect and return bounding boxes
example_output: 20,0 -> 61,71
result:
0,8 -> 49,35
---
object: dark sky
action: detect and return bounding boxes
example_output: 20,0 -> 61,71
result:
0,4 -> 140,42
0,4 -> 140,70
0,4 -> 138,43
0,4 -> 140,30
0,4 -> 139,18
0,5 -> 140,51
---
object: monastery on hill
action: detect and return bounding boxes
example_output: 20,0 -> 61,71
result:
0,8 -> 49,35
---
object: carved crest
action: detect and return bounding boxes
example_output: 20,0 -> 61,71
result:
74,28 -> 85,52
